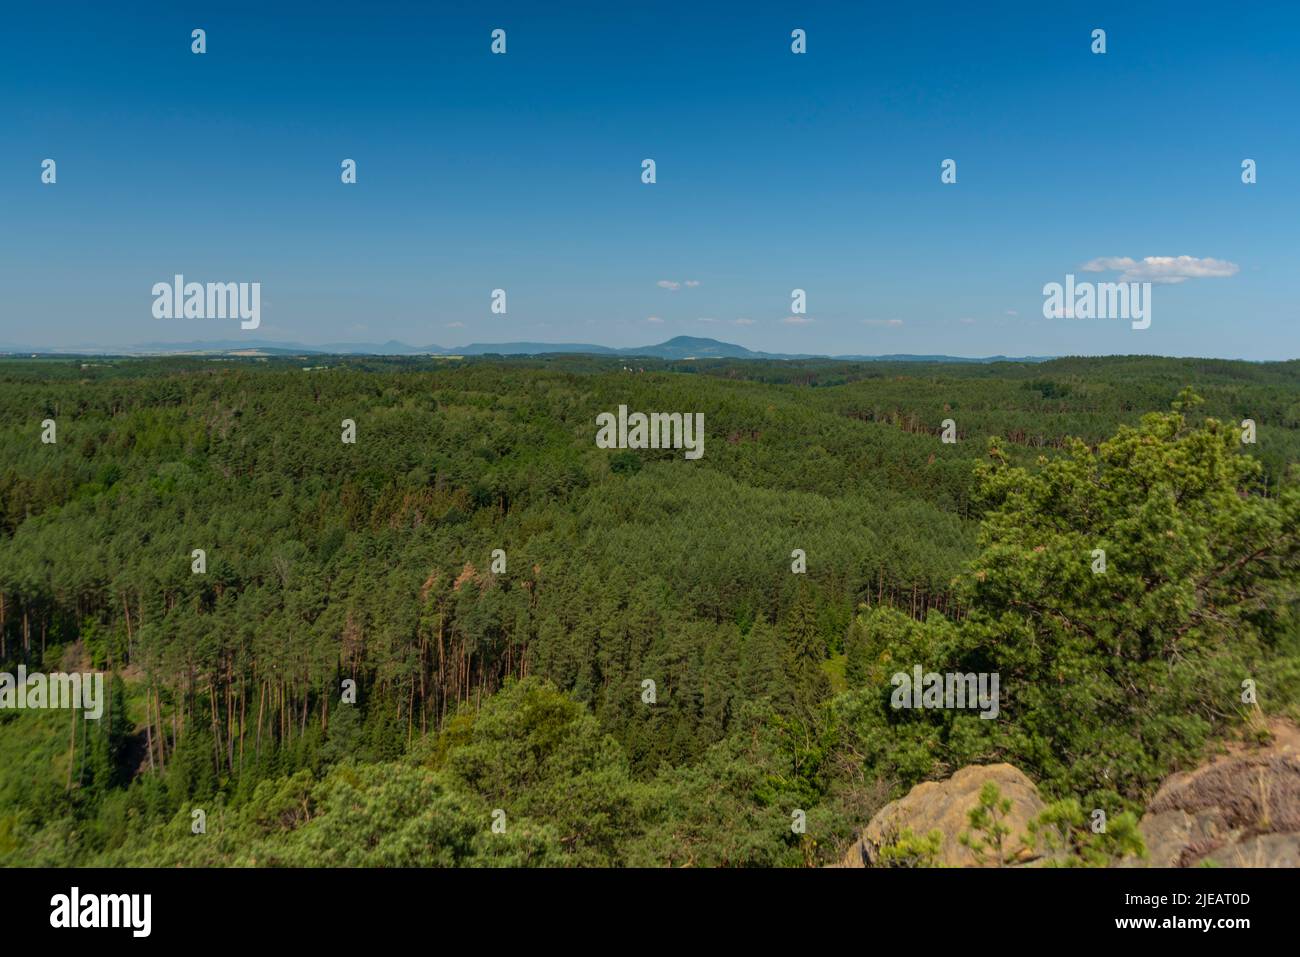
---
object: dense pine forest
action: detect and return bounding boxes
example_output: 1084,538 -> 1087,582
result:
1,354 -> 1298,866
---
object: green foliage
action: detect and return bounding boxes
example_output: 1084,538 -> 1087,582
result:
877,828 -> 944,868
0,356 -> 1296,867
1024,799 -> 1146,868
958,781 -> 1015,866
442,678 -> 636,866
836,391 -> 1300,812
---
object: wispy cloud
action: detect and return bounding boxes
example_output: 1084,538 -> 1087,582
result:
656,280 -> 680,291
960,317 -> 976,325
684,280 -> 701,287
861,318 -> 903,327
446,321 -> 465,328
783,315 -> 814,325
733,318 -> 755,325
1005,309 -> 1018,317
646,315 -> 663,323
1081,255 -> 1239,284
696,317 -> 717,323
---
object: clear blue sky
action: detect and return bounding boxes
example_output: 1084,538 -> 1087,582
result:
2,1 -> 1297,358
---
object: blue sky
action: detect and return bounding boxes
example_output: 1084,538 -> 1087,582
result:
2,1 -> 1297,358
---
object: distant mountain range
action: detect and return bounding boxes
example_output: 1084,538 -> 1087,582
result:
0,335 -> 1052,364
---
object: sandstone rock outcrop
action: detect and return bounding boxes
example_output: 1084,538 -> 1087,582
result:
1137,719 -> 1300,868
838,763 -> 1046,867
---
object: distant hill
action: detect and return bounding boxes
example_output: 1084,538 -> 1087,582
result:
622,336 -> 765,359
451,342 -> 619,356
0,335 -> 1053,364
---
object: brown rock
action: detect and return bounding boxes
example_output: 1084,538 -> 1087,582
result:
1137,719 -> 1300,867
839,763 -> 1047,868
1201,833 -> 1300,868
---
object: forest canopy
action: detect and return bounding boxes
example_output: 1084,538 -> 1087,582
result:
1,355 -> 1297,866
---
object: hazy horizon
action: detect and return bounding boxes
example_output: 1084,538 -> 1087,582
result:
0,335 -> 1284,369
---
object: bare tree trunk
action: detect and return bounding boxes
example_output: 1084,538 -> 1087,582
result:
226,665 -> 235,771
209,683 -> 222,775
122,593 -> 133,662
144,687 -> 156,772
156,688 -> 167,771
65,705 -> 77,790
255,680 -> 266,758
238,677 -> 247,772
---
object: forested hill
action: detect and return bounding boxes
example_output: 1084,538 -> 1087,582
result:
1,354 -> 1297,866
0,333 -> 1049,361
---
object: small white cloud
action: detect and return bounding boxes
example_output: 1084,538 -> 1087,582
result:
1081,255 -> 1239,284
696,317 -> 717,323
657,280 -> 681,291
733,318 -> 755,325
684,280 -> 701,287
960,317 -> 976,325
646,315 -> 663,323
446,321 -> 465,328
782,315 -> 814,325
1004,309 -> 1018,317
861,318 -> 903,327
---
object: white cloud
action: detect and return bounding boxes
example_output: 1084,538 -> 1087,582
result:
445,321 -> 465,328
733,318 -> 755,325
646,315 -> 663,323
1081,255 -> 1239,284
782,315 -> 814,325
1005,309 -> 1018,317
684,280 -> 701,287
657,280 -> 680,291
861,318 -> 903,327
696,317 -> 717,323
960,317 -> 976,325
